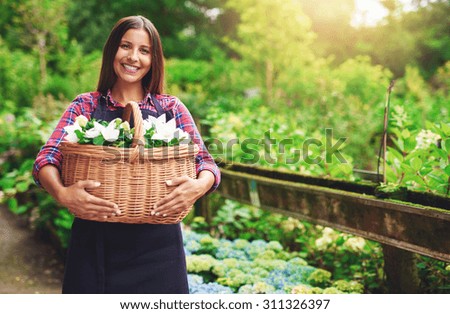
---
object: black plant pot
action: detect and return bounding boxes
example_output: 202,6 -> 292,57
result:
374,186 -> 408,201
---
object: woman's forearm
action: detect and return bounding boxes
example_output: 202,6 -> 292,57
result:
38,164 -> 66,203
196,170 -> 215,195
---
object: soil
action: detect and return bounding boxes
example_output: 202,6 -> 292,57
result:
0,205 -> 64,294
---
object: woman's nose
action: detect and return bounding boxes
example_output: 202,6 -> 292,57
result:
127,49 -> 138,62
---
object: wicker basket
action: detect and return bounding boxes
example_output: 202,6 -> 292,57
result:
60,101 -> 198,224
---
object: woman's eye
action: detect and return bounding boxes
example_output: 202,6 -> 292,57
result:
140,48 -> 150,55
120,44 -> 130,49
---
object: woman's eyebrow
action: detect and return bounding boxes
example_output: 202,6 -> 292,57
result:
120,40 -> 150,48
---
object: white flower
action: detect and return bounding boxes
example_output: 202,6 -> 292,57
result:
120,121 -> 132,140
174,129 -> 191,143
323,227 -> 337,237
344,237 -> 366,252
143,119 -> 153,131
314,227 -> 338,251
63,122 -> 82,143
415,129 -> 441,150
75,115 -> 89,128
84,121 -> 105,138
143,116 -> 157,131
143,114 -> 166,131
113,118 -> 122,127
315,237 -> 332,251
120,121 -> 130,132
101,120 -> 120,142
152,118 -> 177,142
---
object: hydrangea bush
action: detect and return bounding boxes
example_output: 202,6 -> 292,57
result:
184,229 -> 361,294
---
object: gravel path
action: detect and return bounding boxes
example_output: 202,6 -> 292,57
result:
0,205 -> 64,293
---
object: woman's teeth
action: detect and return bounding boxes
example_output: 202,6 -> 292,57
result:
123,64 -> 138,72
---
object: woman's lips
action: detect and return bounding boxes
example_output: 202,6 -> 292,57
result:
122,64 -> 139,73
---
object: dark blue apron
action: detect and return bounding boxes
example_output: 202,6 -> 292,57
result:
62,95 -> 189,294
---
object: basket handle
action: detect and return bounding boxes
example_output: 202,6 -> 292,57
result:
123,101 -> 144,163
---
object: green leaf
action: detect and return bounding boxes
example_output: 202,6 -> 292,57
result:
403,173 -> 419,182
425,121 -> 435,131
75,129 -> 84,140
93,136 -> 104,146
445,165 -> 450,177
0,177 -> 16,189
427,173 -> 446,184
386,148 -> 403,162
7,198 -> 18,211
338,163 -> 353,175
13,205 -> 29,215
16,181 -> 29,193
410,157 -> 423,172
443,139 -> 450,153
401,129 -> 410,139
4,188 -> 17,196
393,137 -> 405,151
441,123 -> 450,137
436,149 -> 448,160
419,167 -> 433,176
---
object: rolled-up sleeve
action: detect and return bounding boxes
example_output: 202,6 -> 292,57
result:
32,96 -> 90,187
173,98 -> 221,193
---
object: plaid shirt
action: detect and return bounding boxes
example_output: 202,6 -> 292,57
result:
33,90 -> 220,193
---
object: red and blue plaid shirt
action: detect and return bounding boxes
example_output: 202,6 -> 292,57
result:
33,90 -> 220,192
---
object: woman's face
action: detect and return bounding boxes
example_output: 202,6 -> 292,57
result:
113,28 -> 152,87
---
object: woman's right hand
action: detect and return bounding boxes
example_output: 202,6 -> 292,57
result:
38,165 -> 119,220
56,180 -> 121,219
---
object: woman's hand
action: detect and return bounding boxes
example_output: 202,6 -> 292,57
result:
152,171 -> 215,218
38,165 -> 119,220
57,180 -> 120,220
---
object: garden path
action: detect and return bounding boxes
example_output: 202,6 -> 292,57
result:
0,205 -> 63,293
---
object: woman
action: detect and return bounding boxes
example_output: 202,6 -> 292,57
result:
33,15 -> 220,293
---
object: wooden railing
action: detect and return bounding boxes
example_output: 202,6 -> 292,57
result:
211,162 -> 450,293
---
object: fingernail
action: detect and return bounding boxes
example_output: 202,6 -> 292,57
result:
116,210 -> 121,215
103,216 -> 107,219
155,212 -> 160,216
153,204 -> 158,209
151,211 -> 155,215
163,214 -> 167,217
113,204 -> 118,209
166,180 -> 172,186
95,182 -> 101,187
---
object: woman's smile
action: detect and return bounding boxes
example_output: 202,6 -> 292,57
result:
122,63 -> 140,74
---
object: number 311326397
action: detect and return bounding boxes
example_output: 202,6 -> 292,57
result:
262,299 -> 330,310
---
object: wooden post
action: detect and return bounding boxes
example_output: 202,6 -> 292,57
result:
382,244 -> 421,293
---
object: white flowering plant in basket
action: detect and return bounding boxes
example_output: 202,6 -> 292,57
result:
64,114 -> 191,148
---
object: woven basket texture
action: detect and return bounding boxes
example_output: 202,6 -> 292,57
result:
60,101 -> 198,224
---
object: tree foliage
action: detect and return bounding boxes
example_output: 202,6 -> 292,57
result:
65,0 -> 222,59
3,0 -> 68,84
354,0 -> 450,78
224,0 -> 315,105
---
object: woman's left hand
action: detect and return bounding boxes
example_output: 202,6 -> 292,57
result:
152,171 -> 214,218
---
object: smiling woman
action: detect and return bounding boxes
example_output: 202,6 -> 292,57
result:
32,15 -> 220,294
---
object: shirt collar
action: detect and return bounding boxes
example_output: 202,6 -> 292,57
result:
104,89 -> 153,107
